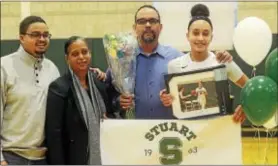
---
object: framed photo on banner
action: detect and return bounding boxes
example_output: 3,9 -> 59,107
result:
164,65 -> 233,120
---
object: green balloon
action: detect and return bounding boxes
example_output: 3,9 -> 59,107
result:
265,48 -> 278,84
240,76 -> 277,126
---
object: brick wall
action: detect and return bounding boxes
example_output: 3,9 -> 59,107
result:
237,2 -> 277,33
1,2 -> 21,40
1,2 -> 277,40
1,2 -> 150,39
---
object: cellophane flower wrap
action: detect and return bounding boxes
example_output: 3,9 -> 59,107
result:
103,32 -> 138,118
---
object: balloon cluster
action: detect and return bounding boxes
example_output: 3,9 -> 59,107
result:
233,17 -> 277,129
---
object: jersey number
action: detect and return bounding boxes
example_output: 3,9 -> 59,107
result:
159,137 -> 182,165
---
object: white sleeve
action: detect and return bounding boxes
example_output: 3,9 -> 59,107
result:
167,60 -> 176,74
51,63 -> 60,81
195,88 -> 199,93
53,67 -> 60,80
225,61 -> 244,83
0,67 -> 6,162
167,55 -> 188,74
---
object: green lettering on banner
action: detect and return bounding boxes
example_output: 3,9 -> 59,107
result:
159,137 -> 182,165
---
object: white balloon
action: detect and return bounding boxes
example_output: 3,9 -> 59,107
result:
263,111 -> 278,129
233,17 -> 272,66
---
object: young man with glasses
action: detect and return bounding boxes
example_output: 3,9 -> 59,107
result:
105,5 -> 233,119
0,16 -> 60,165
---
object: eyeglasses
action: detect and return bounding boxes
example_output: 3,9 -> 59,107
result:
23,32 -> 52,39
136,18 -> 160,25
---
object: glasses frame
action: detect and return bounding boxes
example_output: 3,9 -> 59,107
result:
23,32 -> 52,39
136,18 -> 160,25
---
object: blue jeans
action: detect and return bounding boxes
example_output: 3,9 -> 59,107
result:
2,151 -> 47,165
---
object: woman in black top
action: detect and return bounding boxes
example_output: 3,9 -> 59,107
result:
45,36 -> 117,165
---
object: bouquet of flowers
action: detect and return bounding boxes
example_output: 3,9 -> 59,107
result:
103,32 -> 138,119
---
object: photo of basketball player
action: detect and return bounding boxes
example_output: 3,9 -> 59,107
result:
178,86 -> 192,112
195,81 -> 208,110
176,80 -> 218,118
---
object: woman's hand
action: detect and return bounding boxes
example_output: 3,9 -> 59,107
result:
215,50 -> 233,63
89,67 -> 106,81
233,105 -> 246,124
1,161 -> 8,166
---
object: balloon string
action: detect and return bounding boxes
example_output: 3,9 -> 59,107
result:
251,127 -> 276,165
262,129 -> 270,165
251,124 -> 261,164
270,129 -> 277,137
265,127 -> 277,165
251,67 -> 256,77
257,127 -> 261,164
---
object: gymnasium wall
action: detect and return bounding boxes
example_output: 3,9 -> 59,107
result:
1,2 -> 277,39
1,2 -> 277,128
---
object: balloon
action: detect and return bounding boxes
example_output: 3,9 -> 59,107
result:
240,76 -> 277,126
263,111 -> 278,129
265,48 -> 278,84
233,17 -> 272,66
191,90 -> 196,96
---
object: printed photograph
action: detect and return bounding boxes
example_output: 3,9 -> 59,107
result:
165,66 -> 231,119
178,80 -> 218,113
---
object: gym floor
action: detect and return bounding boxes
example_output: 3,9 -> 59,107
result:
242,129 -> 277,165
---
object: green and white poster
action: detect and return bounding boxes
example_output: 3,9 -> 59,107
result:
100,115 -> 242,165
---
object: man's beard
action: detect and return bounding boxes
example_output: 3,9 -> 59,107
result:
141,31 -> 156,44
34,42 -> 47,57
35,50 -> 46,57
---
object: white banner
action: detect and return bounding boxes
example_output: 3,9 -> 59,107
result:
100,115 -> 242,165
